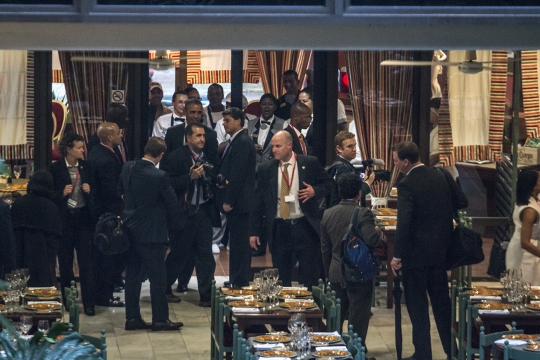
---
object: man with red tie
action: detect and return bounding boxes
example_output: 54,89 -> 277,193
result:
283,102 -> 312,156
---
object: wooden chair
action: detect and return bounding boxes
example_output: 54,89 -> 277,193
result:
342,324 -> 355,346
211,296 -> 233,360
245,100 -> 261,118
450,281 -> 466,360
64,280 -> 79,332
503,341 -> 538,360
465,299 -> 480,360
312,278 -> 325,310
323,294 -> 341,332
349,333 -> 366,360
64,327 -> 107,359
479,322 -> 522,360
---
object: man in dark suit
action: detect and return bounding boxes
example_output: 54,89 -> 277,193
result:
283,102 -> 312,156
87,103 -> 129,160
0,200 -> 16,278
216,107 -> 256,288
161,123 -> 220,307
119,137 -> 182,332
163,99 -> 218,167
390,141 -> 467,360
320,173 -> 384,360
88,122 -> 126,308
275,70 -> 300,120
250,130 -> 334,288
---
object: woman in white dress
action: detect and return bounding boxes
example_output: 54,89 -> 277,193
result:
506,169 -> 540,285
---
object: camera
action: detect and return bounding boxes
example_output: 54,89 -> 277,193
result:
354,158 -> 392,182
193,159 -> 215,198
194,159 -> 214,173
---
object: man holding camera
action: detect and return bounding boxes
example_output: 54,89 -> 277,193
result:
161,122 -> 220,307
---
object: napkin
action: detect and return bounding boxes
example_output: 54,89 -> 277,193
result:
258,358 -> 290,360
28,287 -> 57,291
531,300 -> 540,304
226,296 -> 254,301
494,339 -> 527,346
478,310 -> 510,314
27,301 -> 62,306
470,295 -> 502,301
282,287 -> 307,291
313,331 -> 341,337
253,343 -> 285,349
384,226 -> 397,230
284,299 -> 313,303
232,307 -> 259,313
315,346 -> 349,352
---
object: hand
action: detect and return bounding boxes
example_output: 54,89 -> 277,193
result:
250,236 -> 260,250
390,258 -> 402,277
222,203 -> 233,213
375,226 -> 385,240
82,183 -> 90,193
165,247 -> 171,261
297,182 -> 315,203
190,164 -> 204,180
63,185 -> 73,197
365,170 -> 375,186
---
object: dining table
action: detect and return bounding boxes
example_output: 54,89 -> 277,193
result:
231,306 -> 324,333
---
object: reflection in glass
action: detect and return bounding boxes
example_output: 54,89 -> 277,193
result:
352,0 -> 535,5
98,0 -> 324,5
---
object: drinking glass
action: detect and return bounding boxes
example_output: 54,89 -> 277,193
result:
20,268 -> 30,283
12,165 -> 21,180
1,192 -> 12,205
38,320 -> 49,334
269,268 -> 279,283
253,272 -> 262,289
13,322 -> 22,337
19,281 -> 28,305
522,281 -> 531,309
499,270 -> 508,297
20,315 -> 32,336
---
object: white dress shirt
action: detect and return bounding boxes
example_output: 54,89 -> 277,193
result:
257,116 -> 274,147
276,153 -> 304,219
153,112 -> 184,139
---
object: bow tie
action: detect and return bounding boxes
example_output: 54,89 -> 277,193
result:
174,118 -> 184,122
261,120 -> 271,125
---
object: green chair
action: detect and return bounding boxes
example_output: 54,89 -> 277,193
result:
312,279 -> 325,310
211,296 -> 233,360
479,322 -> 522,359
349,333 -> 366,360
231,324 -> 243,360
450,282 -> 466,360
65,281 -> 80,333
323,295 -> 341,332
465,299 -> 480,360
504,341 -> 539,360
342,324 -> 355,346
62,328 -> 107,359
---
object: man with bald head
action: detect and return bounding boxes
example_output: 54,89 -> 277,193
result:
89,122 -> 126,308
250,130 -> 333,288
284,102 -> 313,155
87,103 -> 129,157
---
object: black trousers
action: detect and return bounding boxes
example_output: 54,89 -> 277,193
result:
402,266 -> 452,360
167,204 -> 215,301
58,207 -> 95,309
272,217 -> 320,289
226,211 -> 251,287
93,248 -> 125,305
125,243 -> 169,323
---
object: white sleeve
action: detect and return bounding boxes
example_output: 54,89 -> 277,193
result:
337,99 -> 347,125
152,117 -> 167,139
216,119 -> 228,144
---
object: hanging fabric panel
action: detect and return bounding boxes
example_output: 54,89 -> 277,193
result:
0,50 -> 33,160
255,50 -> 312,96
58,51 -> 129,146
346,50 -> 414,198
522,50 -> 540,139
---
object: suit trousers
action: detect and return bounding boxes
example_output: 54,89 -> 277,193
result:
226,211 -> 251,287
272,217 -> 320,289
167,203 -> 215,301
346,281 -> 374,352
125,243 -> 169,323
93,248 -> 125,304
402,266 -> 452,360
58,207 -> 95,309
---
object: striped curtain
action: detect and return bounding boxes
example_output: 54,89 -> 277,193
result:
522,50 -> 540,139
58,51 -> 129,146
255,50 -> 312,96
0,51 -> 34,160
346,51 -> 414,198
438,51 -> 509,164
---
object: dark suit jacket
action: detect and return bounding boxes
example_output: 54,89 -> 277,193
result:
394,165 -> 468,269
321,200 -> 382,283
160,145 -> 221,228
216,129 -> 256,214
163,123 -> 219,167
328,156 -> 371,205
48,158 -> 95,220
284,125 -> 305,156
118,159 -> 177,244
246,116 -> 286,164
88,143 -> 124,216
0,201 -> 16,274
251,154 -> 334,243
87,132 -> 126,161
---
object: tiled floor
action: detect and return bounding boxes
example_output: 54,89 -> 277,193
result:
78,247 -> 499,360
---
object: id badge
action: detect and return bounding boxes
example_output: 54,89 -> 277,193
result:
284,194 -> 295,203
67,198 -> 77,208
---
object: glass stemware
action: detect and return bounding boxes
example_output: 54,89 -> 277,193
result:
20,315 -> 32,336
20,268 -> 30,283
38,320 -> 49,334
12,165 -> 21,180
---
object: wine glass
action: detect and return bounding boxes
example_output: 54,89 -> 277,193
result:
12,165 -> 21,180
20,315 -> 32,336
522,282 -> 531,310
19,281 -> 28,304
20,268 -> 30,283
38,320 -> 49,334
253,272 -> 262,289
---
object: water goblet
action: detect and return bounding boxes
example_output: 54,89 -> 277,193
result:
20,315 -> 32,336
13,165 -> 21,180
522,281 -> 531,309
38,320 -> 49,334
20,268 -> 30,283
253,272 -> 262,289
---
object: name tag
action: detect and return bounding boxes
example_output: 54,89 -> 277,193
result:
67,198 -> 78,208
285,194 -> 295,203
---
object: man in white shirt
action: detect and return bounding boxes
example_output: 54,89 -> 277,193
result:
203,83 -> 225,130
152,90 -> 188,139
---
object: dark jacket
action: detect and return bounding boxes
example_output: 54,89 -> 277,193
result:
328,156 -> 371,206
163,123 -> 219,167
320,200 -> 382,283
251,154 -> 334,243
284,125 -> 306,156
394,165 -> 468,269
48,158 -> 95,220
118,159 -> 177,244
88,143 -> 124,216
0,201 -> 16,275
246,116 -> 287,165
216,129 -> 256,214
87,132 -> 126,161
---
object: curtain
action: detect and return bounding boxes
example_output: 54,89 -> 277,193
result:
523,50 -> 540,139
58,51 -> 129,145
255,50 -> 312,96
346,51 -> 414,198
438,51 -> 508,164
0,50 -> 33,160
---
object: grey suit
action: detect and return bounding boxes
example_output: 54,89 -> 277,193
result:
320,200 -> 382,352
246,116 -> 286,165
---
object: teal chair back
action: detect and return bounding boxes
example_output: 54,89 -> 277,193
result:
65,281 -> 80,333
342,324 -> 354,346
231,324 -> 242,360
323,295 -> 341,332
349,334 -> 366,360
479,322 -> 522,359
466,299 -> 480,360
312,279 -> 325,310
211,296 -> 233,360
503,341 -> 539,360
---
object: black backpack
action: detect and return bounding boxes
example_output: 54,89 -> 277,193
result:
321,161 -> 342,210
94,213 -> 130,255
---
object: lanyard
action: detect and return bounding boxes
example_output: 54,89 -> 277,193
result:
71,168 -> 80,190
280,153 -> 297,188
289,125 -> 306,155
102,144 -> 121,162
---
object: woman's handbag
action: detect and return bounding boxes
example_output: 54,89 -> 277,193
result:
445,223 -> 484,270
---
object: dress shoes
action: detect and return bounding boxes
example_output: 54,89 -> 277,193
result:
84,306 -> 95,316
125,319 -> 151,331
151,319 -> 183,331
199,300 -> 211,308
96,298 -> 125,307
176,284 -> 188,293
166,293 -> 182,303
